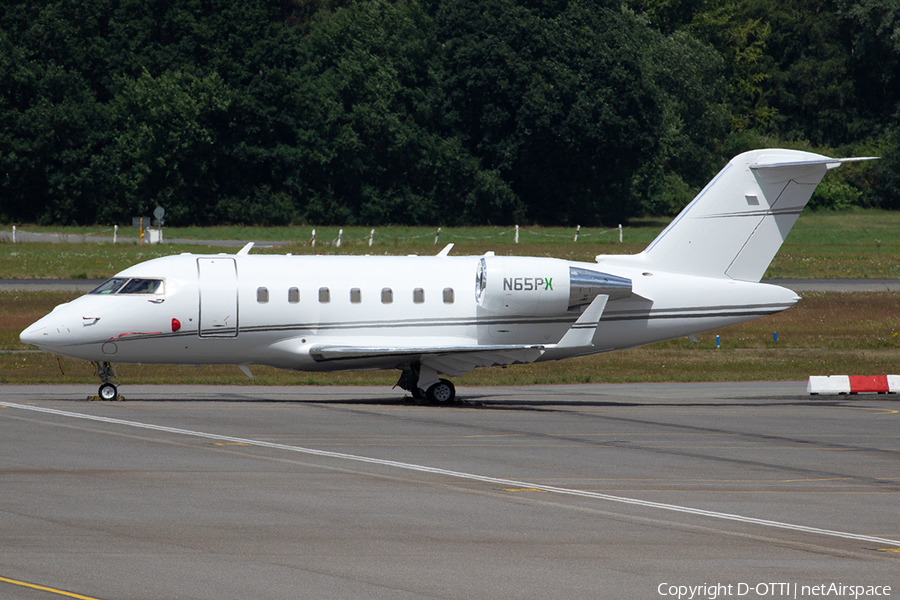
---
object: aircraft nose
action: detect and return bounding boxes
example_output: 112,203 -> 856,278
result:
19,314 -> 73,349
20,322 -> 49,348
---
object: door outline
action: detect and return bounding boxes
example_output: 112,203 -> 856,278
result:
198,257 -> 238,337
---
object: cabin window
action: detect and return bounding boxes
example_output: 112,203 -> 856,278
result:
381,288 -> 393,304
350,288 -> 361,303
318,287 -> 330,303
443,288 -> 454,304
288,287 -> 300,304
257,287 -> 269,303
413,288 -> 425,304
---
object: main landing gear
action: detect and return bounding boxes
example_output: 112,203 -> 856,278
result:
426,379 -> 456,404
396,363 -> 456,404
94,361 -> 120,401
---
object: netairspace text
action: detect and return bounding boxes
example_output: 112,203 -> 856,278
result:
657,582 -> 892,600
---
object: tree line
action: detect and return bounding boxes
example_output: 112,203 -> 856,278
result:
1,0 -> 898,227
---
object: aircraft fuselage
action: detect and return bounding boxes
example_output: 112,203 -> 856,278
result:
20,252 -> 798,372
25,149 -> 871,401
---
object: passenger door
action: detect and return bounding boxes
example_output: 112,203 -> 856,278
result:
198,257 -> 238,337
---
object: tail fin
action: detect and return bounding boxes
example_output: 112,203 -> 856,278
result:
643,149 -> 876,282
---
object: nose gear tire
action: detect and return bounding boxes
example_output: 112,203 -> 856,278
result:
98,383 -> 118,401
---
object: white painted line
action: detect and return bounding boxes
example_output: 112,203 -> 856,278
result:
4,401 -> 899,547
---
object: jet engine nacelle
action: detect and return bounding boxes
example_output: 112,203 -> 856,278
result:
476,256 -> 631,316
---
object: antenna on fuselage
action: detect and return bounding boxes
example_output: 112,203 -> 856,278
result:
237,242 -> 254,256
436,243 -> 454,257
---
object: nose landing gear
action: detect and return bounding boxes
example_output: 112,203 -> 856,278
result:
94,362 -> 120,401
98,383 -> 118,401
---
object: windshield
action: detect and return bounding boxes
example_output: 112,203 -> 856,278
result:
89,278 -> 128,294
89,278 -> 164,295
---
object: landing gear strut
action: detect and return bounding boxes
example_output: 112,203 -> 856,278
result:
94,361 -> 119,401
396,363 -> 456,404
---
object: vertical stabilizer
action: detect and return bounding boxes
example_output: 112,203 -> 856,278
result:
643,149 -> 874,282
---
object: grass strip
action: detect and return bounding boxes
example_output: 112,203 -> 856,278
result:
4,210 -> 900,279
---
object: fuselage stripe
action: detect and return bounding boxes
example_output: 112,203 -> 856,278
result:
53,303 -> 793,350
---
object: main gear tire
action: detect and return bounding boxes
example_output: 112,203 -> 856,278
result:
426,379 -> 456,404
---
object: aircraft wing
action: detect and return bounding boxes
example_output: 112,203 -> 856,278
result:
308,295 -> 609,376
309,344 -> 546,376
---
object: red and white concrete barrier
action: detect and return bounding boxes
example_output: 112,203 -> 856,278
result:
808,375 -> 900,395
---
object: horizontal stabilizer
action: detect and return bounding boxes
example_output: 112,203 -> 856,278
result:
750,156 -> 878,171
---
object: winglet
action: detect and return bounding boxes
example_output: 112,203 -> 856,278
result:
237,242 -> 254,256
555,294 -> 608,349
437,243 -> 454,257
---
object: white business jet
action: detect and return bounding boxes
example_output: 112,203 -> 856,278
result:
20,149 -> 874,402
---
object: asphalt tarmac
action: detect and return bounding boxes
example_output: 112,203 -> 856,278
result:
1,383 -> 898,600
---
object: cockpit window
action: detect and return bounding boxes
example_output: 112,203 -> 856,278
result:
89,278 -> 128,295
89,278 -> 164,295
120,279 -> 164,294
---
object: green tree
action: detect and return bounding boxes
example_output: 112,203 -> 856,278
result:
839,0 -> 900,130
635,29 -> 729,215
874,119 -> 900,209
430,0 -> 673,225
0,4 -> 108,224
749,0 -> 857,145
101,69 -> 234,224
3,0 -> 898,226
295,0 -> 519,225
627,0 -> 778,132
